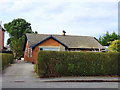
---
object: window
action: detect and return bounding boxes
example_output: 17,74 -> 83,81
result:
40,47 -> 59,51
28,48 -> 29,57
31,48 -> 32,57
25,48 -> 27,56
43,48 -> 59,51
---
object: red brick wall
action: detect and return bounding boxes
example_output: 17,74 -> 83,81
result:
24,38 -> 60,64
24,41 -> 32,62
24,41 -> 28,61
0,29 -> 4,51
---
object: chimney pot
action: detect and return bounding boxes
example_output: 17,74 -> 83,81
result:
62,30 -> 66,36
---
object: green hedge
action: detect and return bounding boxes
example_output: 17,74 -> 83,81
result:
0,53 -> 14,70
37,51 -> 120,77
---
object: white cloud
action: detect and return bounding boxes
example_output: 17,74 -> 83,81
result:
0,0 -> 118,45
0,0 -> 14,10
1,0 -> 119,12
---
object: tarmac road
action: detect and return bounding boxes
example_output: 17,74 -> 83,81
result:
2,60 -> 119,88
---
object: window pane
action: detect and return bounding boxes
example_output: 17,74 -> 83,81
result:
31,48 -> 32,57
42,48 -> 59,51
28,48 -> 29,57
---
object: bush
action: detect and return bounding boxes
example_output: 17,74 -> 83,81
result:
37,51 -> 120,78
108,40 -> 120,52
34,64 -> 36,72
0,53 -> 14,70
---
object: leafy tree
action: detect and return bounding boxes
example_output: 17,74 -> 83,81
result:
4,18 -> 37,59
108,40 -> 120,52
98,32 -> 120,46
35,31 -> 38,34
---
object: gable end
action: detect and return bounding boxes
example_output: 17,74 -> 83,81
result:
32,35 -> 68,49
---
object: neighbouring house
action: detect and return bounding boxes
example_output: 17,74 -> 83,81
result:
23,32 -> 105,64
0,24 -> 7,51
0,24 -> 12,54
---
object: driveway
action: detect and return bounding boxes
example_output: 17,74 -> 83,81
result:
2,60 -> 119,88
2,60 -> 37,82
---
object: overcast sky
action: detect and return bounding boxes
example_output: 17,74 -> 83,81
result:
0,0 -> 119,46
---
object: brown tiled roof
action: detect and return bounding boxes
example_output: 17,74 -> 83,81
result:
26,33 -> 104,49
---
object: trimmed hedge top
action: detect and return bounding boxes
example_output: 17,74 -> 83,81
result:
37,51 -> 120,78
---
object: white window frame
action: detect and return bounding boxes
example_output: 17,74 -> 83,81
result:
28,48 -> 29,57
39,46 -> 60,51
31,48 -> 32,57
25,48 -> 27,56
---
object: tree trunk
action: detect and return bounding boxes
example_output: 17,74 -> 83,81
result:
14,51 -> 17,59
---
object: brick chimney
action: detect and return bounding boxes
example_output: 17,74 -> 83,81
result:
0,21 -> 5,51
62,30 -> 66,36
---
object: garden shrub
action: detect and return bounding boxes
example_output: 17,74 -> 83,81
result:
37,51 -> 120,77
0,53 -> 14,70
34,64 -> 37,72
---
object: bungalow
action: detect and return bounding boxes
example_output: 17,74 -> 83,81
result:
23,32 -> 105,64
